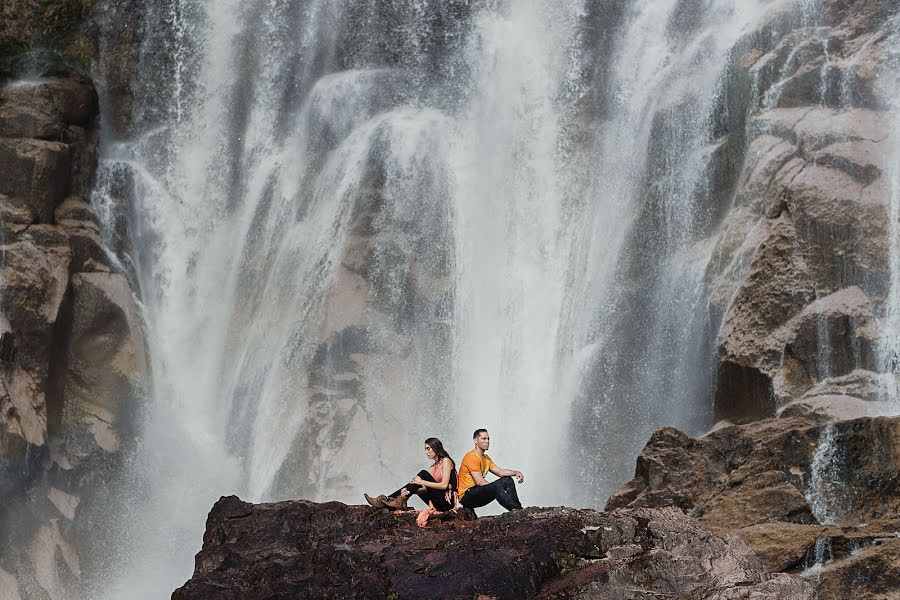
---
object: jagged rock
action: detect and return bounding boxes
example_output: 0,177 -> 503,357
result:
0,226 -> 71,461
172,498 -> 812,600
608,416 -> 900,526
706,0 -> 896,423
734,522 -> 832,572
777,369 -> 896,420
710,107 -> 893,421
713,216 -> 815,421
609,416 -> 900,598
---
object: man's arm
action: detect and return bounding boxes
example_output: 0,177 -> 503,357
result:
470,470 -> 489,486
489,464 -> 524,483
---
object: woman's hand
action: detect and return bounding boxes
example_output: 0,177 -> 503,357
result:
411,476 -> 425,486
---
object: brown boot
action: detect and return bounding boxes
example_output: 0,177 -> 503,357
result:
382,489 -> 410,510
364,494 -> 389,509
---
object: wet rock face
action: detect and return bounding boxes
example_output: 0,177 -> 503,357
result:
173,497 -> 812,600
608,416 -> 900,599
0,70 -> 147,600
706,0 -> 898,422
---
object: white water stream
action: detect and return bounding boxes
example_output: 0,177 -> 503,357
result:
877,12 -> 900,410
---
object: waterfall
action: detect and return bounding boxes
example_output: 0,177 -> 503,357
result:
81,0 -> 809,596
563,1 -> 771,501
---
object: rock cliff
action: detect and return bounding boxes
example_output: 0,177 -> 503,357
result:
706,0 -> 898,422
172,496 -> 813,600
0,3 -> 147,598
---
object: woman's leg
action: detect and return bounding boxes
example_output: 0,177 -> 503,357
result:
424,489 -> 453,511
389,470 -> 435,499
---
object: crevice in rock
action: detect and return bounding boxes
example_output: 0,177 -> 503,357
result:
714,360 -> 775,423
44,281 -> 73,441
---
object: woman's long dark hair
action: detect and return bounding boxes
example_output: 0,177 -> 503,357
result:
424,437 -> 454,467
425,437 -> 457,494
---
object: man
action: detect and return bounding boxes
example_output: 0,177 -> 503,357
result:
458,429 -> 524,511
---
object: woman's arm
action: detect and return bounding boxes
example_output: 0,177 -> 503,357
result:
412,458 -> 452,490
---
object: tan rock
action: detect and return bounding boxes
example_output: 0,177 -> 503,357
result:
607,416 -> 900,526
61,272 -> 148,455
693,470 -> 814,535
611,416 -> 900,598
0,138 -> 71,223
55,198 -> 112,272
779,394 -> 895,421
816,537 -> 900,600
47,487 -> 79,521
0,78 -> 97,133
735,522 -> 831,572
715,216 -> 815,422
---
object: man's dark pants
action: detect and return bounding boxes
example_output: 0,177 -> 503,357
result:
460,476 -> 522,511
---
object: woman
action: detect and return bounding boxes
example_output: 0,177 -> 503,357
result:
365,438 -> 457,512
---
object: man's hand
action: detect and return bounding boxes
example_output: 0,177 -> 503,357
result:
513,471 -> 524,484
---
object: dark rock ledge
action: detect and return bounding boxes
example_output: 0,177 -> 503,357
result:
172,495 -> 811,600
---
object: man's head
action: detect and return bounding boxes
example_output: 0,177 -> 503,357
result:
473,429 -> 489,451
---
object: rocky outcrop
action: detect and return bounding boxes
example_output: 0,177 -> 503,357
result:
173,496 -> 813,600
608,415 -> 900,599
706,0 -> 897,421
0,65 -> 147,600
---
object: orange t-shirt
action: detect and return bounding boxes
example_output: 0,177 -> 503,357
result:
458,450 -> 495,499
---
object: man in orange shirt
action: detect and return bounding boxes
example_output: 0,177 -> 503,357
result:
458,429 -> 524,512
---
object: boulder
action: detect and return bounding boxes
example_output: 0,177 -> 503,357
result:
0,138 -> 71,223
0,226 -> 71,461
55,197 -> 112,272
172,497 -> 812,600
61,272 -> 148,455
0,77 -> 98,139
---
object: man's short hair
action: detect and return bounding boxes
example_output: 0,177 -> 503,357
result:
473,428 -> 488,439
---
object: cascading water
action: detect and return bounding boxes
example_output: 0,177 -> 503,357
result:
564,1 -> 773,501
76,0 -> 888,596
877,12 -> 900,411
805,423 -> 844,525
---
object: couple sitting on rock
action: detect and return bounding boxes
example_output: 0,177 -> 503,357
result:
364,429 -> 524,514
